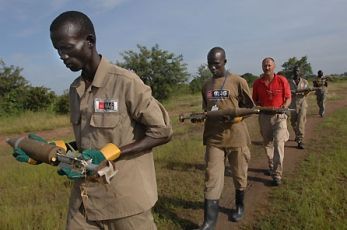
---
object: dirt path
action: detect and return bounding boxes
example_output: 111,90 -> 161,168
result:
1,90 -> 346,230
214,93 -> 347,229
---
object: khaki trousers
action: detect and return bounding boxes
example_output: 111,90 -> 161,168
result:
290,102 -> 307,142
316,91 -> 326,116
259,113 -> 289,179
66,208 -> 156,230
204,145 -> 250,200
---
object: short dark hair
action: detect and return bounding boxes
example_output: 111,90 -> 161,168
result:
207,47 -> 226,59
50,11 -> 95,38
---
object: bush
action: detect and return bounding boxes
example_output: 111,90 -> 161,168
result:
241,73 -> 258,87
53,91 -> 69,114
23,86 -> 56,112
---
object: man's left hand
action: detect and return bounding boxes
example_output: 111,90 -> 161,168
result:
81,149 -> 106,165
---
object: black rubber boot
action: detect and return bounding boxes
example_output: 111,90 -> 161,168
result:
195,199 -> 219,230
297,142 -> 304,149
230,190 -> 244,222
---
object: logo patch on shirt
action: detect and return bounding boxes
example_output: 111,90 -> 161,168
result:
207,90 -> 229,99
94,98 -> 118,112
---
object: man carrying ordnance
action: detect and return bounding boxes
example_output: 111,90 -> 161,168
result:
289,66 -> 310,149
252,57 -> 291,186
194,47 -> 255,229
11,11 -> 173,229
313,70 -> 328,117
8,134 -> 119,183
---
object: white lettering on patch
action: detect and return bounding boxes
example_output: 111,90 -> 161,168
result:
94,98 -> 118,112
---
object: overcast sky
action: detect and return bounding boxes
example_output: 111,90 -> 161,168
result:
1,0 -> 346,94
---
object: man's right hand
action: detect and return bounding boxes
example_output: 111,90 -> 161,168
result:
13,147 -> 40,164
12,133 -> 47,165
57,167 -> 85,180
11,133 -> 69,165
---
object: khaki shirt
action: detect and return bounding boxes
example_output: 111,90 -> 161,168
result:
289,78 -> 309,110
202,72 -> 254,148
313,77 -> 328,95
68,57 -> 172,220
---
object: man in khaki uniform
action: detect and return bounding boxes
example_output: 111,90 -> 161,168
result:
289,66 -> 310,149
313,70 -> 328,117
48,11 -> 173,229
195,47 -> 254,229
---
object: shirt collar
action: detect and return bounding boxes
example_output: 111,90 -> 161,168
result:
91,56 -> 111,88
259,73 -> 279,83
71,56 -> 111,97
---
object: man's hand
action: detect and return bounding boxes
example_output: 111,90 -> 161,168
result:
55,148 -> 104,181
12,133 -> 47,165
81,149 -> 107,164
82,143 -> 121,165
57,143 -> 121,181
13,147 -> 39,164
81,144 -> 121,178
57,167 -> 84,180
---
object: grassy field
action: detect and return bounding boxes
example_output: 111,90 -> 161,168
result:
251,107 -> 347,230
0,80 -> 346,229
0,111 -> 69,134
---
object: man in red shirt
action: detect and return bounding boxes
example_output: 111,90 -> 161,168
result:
252,57 -> 291,186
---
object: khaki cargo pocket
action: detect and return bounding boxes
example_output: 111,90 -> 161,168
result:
275,114 -> 289,142
90,113 -> 121,128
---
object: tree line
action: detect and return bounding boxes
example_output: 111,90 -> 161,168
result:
1,45 -> 343,117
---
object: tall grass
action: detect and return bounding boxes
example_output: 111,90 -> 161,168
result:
0,145 -> 71,229
0,81 -> 347,229
0,111 -> 69,134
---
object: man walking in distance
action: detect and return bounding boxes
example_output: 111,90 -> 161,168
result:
252,57 -> 291,186
195,47 -> 255,229
289,66 -> 310,149
48,11 -> 172,229
313,70 -> 328,117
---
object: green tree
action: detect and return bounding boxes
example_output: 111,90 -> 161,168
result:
0,59 -> 28,97
189,64 -> 212,94
0,60 -> 30,115
54,90 -> 70,114
117,44 -> 189,100
0,59 -> 58,115
23,86 -> 56,112
281,56 -> 313,79
241,72 -> 258,87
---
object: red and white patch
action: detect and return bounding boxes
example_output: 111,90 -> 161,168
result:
94,98 -> 118,112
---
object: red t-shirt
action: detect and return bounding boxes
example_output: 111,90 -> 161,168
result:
252,74 -> 291,108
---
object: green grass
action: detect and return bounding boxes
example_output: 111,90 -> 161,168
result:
251,107 -> 347,230
1,81 -> 347,229
0,111 -> 69,134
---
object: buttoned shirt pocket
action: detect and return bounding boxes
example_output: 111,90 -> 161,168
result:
87,113 -> 123,148
90,113 -> 121,128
